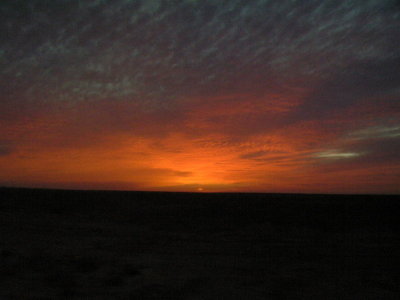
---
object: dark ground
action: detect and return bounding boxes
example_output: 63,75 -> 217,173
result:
0,187 -> 399,299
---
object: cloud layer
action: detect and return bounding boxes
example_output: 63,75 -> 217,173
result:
1,0 -> 399,193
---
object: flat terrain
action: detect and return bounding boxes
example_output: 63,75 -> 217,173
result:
1,188 -> 399,299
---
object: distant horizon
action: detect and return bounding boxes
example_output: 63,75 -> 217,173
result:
2,185 -> 399,196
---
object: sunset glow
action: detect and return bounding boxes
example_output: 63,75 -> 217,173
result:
1,0 -> 399,193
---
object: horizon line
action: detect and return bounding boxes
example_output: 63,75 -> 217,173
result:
1,185 -> 399,197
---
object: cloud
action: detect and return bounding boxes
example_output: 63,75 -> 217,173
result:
311,124 -> 400,171
348,125 -> 400,140
239,151 -> 269,160
314,150 -> 361,159
0,141 -> 13,156
290,57 -> 400,125
2,0 -> 398,106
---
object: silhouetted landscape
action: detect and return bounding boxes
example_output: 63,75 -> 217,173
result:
1,187 -> 399,299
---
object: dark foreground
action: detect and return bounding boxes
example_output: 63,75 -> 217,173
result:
1,188 -> 399,299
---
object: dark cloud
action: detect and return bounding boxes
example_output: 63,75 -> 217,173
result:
0,142 -> 13,156
346,136 -> 400,166
1,0 -> 398,107
240,151 -> 269,160
173,170 -> 193,177
292,57 -> 400,123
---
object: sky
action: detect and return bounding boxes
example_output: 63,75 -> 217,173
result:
1,0 -> 399,194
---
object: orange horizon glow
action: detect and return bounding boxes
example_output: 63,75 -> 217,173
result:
1,93 -> 399,195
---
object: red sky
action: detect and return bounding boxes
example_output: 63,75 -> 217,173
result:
1,1 -> 399,194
